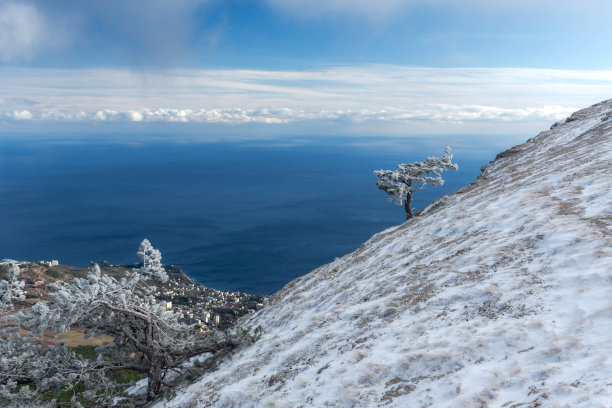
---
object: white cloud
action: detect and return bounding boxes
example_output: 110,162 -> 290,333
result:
129,111 -> 144,122
1,65 -> 610,134
0,3 -> 44,62
0,2 -> 65,62
16,0 -> 211,66
94,110 -> 107,121
12,109 -> 32,119
0,105 -> 578,126
0,1 -> 211,65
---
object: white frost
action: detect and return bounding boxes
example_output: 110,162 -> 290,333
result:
160,99 -> 612,407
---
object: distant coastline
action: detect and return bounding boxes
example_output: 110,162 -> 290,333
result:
0,259 -> 268,333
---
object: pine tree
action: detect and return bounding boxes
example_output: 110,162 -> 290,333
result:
374,147 -> 458,219
0,240 -> 259,406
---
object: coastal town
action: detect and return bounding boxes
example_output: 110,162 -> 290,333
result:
0,258 -> 268,331
153,265 -> 268,330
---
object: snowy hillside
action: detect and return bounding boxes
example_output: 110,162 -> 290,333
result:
161,100 -> 612,407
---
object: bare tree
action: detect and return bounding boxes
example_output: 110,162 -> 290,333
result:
374,147 -> 458,219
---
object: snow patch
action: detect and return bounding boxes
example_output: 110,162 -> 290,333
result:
160,99 -> 612,407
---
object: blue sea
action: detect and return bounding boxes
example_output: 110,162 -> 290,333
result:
0,133 -> 515,294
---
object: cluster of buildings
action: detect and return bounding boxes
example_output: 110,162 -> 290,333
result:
39,260 -> 59,267
0,258 -> 58,267
154,275 -> 267,330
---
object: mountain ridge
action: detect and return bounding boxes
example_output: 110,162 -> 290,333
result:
161,99 -> 612,407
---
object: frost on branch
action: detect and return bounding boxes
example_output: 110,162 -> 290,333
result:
0,264 -> 25,314
0,264 -> 73,408
0,240 -> 260,406
374,147 -> 458,219
137,238 -> 168,283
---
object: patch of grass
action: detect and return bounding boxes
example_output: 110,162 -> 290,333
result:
73,345 -> 97,360
42,382 -> 87,403
110,369 -> 143,384
45,268 -> 61,279
67,268 -> 88,278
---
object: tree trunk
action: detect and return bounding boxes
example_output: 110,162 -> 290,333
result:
147,357 -> 163,401
404,183 -> 414,220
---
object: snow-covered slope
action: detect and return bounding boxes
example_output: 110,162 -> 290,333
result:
163,100 -> 612,407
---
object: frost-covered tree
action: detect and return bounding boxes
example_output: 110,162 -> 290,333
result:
0,264 -> 70,408
0,240 -> 259,406
136,238 -> 168,284
0,264 -> 25,314
374,147 -> 458,219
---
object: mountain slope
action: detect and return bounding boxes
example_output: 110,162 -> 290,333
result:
162,100 -> 612,407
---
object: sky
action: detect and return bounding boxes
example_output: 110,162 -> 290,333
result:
1,0 -> 612,137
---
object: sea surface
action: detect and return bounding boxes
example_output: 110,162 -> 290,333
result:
0,134 -> 515,294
